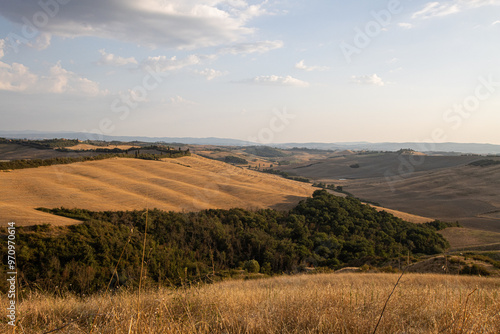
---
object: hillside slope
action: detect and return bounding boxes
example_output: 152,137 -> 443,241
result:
277,154 -> 500,233
347,164 -> 500,232
278,153 -> 485,180
0,155 -> 314,226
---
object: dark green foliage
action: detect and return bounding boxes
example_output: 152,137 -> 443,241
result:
260,168 -> 310,183
463,254 -> 500,269
0,148 -> 190,170
468,159 -> 500,167
0,154 -> 123,170
0,138 -> 79,149
459,264 -> 491,276
0,191 -> 450,294
224,156 -> 248,164
244,146 -> 289,158
313,182 -> 334,189
244,260 -> 260,273
423,220 -> 461,231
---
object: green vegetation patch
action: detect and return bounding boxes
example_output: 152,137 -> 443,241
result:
0,190 -> 451,294
224,156 -> 248,164
0,137 -> 79,149
244,146 -> 289,158
0,147 -> 190,170
468,159 -> 500,167
260,168 -> 310,183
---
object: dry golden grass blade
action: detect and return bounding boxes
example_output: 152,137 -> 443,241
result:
2,273 -> 499,333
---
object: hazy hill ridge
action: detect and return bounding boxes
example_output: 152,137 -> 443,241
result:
2,131 -> 500,154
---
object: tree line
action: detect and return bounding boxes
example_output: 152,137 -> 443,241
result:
0,149 -> 190,170
0,190 -> 457,295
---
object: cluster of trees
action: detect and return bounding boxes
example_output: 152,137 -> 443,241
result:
0,138 -> 80,149
312,182 -> 338,191
0,190 -> 455,294
244,146 -> 289,158
224,156 -> 248,165
0,154 -> 122,170
468,159 -> 500,167
260,168 -> 310,183
0,149 -> 190,170
132,148 -> 190,160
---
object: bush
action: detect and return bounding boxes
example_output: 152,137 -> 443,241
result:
459,264 -> 491,276
224,156 -> 248,165
244,260 -> 260,273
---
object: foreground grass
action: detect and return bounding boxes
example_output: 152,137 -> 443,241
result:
2,273 -> 499,333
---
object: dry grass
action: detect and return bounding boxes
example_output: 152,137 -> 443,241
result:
439,228 -> 500,251
370,205 -> 433,224
2,273 -> 499,333
0,155 -> 314,226
344,165 -> 500,233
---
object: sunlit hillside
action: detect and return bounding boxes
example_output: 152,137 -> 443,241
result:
0,155 -> 314,226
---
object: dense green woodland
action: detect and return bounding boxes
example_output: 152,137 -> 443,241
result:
0,190 -> 456,294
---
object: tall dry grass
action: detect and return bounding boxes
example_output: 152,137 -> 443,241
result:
2,273 -> 499,333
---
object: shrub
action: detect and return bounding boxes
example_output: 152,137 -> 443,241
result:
244,260 -> 260,273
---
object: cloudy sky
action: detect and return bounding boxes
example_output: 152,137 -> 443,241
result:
0,0 -> 499,144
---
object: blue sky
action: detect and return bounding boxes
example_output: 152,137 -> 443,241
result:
0,0 -> 499,144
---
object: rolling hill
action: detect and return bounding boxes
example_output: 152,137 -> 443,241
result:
276,153 -> 500,234
0,155 -> 315,226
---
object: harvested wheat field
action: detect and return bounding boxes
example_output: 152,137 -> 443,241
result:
2,273 -> 499,333
370,205 -> 433,224
345,164 -> 500,233
0,155 -> 314,226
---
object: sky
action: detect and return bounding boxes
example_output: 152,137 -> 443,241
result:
0,0 -> 499,144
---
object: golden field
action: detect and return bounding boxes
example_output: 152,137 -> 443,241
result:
0,155 -> 314,226
2,273 -> 499,333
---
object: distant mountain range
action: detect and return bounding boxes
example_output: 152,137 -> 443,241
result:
1,131 -> 499,155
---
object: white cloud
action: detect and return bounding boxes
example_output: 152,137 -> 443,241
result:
169,95 -> 197,105
196,68 -> 226,80
242,75 -> 310,87
0,61 -> 38,92
0,39 -> 5,59
493,20 -> 500,25
219,40 -> 284,55
98,49 -> 138,66
0,60 -> 107,96
27,33 -> 52,50
0,0 -> 271,49
398,22 -> 413,29
142,55 -> 201,72
351,74 -> 385,86
412,0 -> 500,19
138,40 -> 281,76
412,2 -> 460,19
42,62 -> 107,96
295,60 -> 329,72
